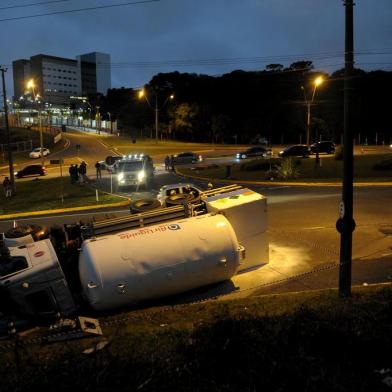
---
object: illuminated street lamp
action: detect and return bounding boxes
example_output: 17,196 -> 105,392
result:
301,76 -> 324,146
139,88 -> 174,144
26,79 -> 44,167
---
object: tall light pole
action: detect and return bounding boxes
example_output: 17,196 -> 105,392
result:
1,66 -> 16,194
338,0 -> 355,297
27,79 -> 44,167
302,76 -> 324,146
139,89 -> 174,144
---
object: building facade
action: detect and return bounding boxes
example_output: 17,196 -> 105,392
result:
12,52 -> 111,105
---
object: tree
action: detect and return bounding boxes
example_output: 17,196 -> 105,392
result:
211,114 -> 232,143
170,103 -> 199,140
289,61 -> 314,72
266,64 -> 284,72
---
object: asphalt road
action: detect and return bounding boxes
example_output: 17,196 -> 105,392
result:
1,130 -> 391,299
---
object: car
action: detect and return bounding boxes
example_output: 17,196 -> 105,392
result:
236,146 -> 272,159
157,183 -> 203,206
278,145 -> 310,158
98,155 -> 122,172
29,148 -> 50,159
310,141 -> 335,154
172,152 -> 203,164
15,165 -> 46,178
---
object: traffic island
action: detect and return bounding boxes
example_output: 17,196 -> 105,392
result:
0,177 -> 129,219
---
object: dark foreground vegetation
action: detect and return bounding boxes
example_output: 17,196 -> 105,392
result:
1,285 -> 392,391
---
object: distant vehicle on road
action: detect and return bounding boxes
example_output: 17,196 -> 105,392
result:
310,141 -> 335,154
29,148 -> 50,159
236,146 -> 272,159
279,145 -> 310,158
172,152 -> 203,164
15,164 -> 46,178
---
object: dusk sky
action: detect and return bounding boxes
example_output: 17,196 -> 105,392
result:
1,0 -> 392,96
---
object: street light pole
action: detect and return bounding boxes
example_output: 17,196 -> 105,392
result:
1,67 -> 16,194
155,95 -> 159,144
339,0 -> 355,297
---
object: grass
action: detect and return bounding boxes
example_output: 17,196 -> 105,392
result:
1,284 -> 392,391
179,153 -> 392,182
0,177 -> 125,216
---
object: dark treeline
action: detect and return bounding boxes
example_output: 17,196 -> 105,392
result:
91,61 -> 392,145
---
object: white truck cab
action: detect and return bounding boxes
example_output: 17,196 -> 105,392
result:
113,154 -> 154,189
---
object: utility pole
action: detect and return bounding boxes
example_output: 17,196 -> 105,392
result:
338,0 -> 355,297
155,95 -> 159,144
1,67 -> 16,194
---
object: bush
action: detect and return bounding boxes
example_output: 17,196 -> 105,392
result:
334,145 -> 343,160
373,159 -> 392,171
276,158 -> 300,179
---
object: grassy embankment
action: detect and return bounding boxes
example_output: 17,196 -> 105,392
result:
0,177 -> 125,216
0,127 -> 65,165
1,285 -> 392,391
179,152 -> 392,182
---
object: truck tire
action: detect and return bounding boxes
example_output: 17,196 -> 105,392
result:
130,198 -> 161,214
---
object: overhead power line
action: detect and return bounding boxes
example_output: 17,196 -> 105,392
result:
0,0 -> 73,11
0,0 -> 160,22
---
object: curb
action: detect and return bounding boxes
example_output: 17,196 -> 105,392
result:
175,169 -> 392,187
0,199 -> 131,221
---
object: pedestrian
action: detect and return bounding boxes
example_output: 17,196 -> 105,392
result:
79,161 -> 87,183
69,165 -> 74,184
71,165 -> 79,183
95,161 -> 102,179
164,155 -> 170,171
170,155 -> 175,171
2,176 -> 12,198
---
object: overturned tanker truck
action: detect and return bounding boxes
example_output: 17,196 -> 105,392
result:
0,185 -> 269,319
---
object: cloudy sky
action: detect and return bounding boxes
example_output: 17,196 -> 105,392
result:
1,0 -> 392,96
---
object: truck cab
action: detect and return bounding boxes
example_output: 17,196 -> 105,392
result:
113,154 -> 154,189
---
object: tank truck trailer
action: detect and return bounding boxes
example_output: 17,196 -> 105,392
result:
0,185 -> 269,332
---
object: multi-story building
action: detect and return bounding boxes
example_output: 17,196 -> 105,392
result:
12,52 -> 111,105
77,52 -> 111,96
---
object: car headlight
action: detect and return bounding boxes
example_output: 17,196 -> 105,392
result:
236,153 -> 240,158
117,172 -> 124,181
241,154 -> 247,159
137,170 -> 145,181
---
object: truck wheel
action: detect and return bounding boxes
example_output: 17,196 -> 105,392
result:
130,198 -> 161,213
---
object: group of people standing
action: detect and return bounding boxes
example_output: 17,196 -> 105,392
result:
68,161 -> 88,184
164,155 -> 176,171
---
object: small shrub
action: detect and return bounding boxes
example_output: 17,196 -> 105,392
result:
334,146 -> 343,160
373,159 -> 392,171
276,158 -> 300,179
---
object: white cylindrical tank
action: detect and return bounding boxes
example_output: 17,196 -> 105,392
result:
79,214 -> 241,311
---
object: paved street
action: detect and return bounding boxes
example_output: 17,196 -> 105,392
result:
1,129 -> 392,300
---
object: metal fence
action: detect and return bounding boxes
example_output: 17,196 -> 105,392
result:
0,140 -> 33,162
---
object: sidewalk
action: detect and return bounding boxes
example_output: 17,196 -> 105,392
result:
67,126 -> 116,137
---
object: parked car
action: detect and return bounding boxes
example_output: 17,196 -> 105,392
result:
310,141 -> 335,154
29,148 -> 50,159
236,146 -> 272,159
157,183 -> 202,206
172,152 -> 203,164
15,165 -> 46,178
279,145 -> 310,158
